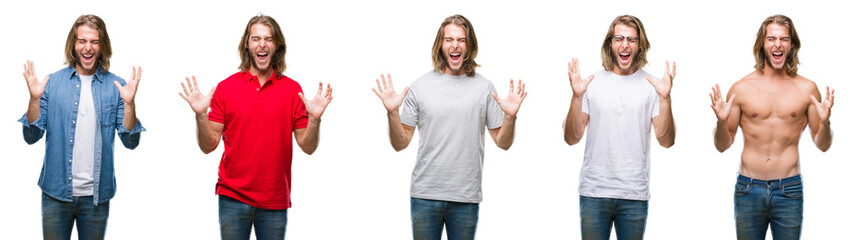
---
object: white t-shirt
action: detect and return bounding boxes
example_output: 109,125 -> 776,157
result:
72,74 -> 97,196
579,69 -> 660,201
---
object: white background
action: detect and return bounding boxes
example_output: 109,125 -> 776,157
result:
1,0 -> 846,239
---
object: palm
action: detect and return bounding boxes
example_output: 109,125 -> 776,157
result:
180,76 -> 215,115
568,58 -> 593,97
646,61 -> 676,99
299,82 -> 333,119
372,74 -> 408,113
710,84 -> 735,121
810,86 -> 835,122
493,79 -> 527,117
114,66 -> 142,104
23,60 -> 49,99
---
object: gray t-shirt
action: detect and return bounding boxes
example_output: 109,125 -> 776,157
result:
401,71 -> 504,203
579,69 -> 660,201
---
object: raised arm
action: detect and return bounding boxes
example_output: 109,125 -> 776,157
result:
648,61 -> 676,148
21,60 -> 50,144
180,76 -> 223,154
563,58 -> 593,145
489,79 -> 527,150
113,66 -> 141,130
294,82 -> 333,155
372,74 -> 414,151
711,83 -> 740,152
808,86 -> 834,152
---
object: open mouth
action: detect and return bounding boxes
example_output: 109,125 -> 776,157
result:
257,52 -> 269,61
772,51 -> 783,61
619,52 -> 631,62
450,52 -> 461,61
82,53 -> 94,62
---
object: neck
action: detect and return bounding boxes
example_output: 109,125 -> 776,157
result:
611,66 -> 636,76
75,64 -> 96,76
761,65 -> 789,80
250,67 -> 274,85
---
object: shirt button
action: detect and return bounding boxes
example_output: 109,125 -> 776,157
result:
256,88 -> 260,91
70,139 -> 73,143
69,159 -> 72,162
75,102 -> 78,106
72,120 -> 75,124
77,85 -> 80,88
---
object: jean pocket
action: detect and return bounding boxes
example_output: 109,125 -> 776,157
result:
781,183 -> 803,198
734,182 -> 749,196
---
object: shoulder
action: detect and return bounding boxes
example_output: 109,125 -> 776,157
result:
100,71 -> 124,83
729,71 -> 761,94
279,75 -> 303,90
793,75 -> 817,91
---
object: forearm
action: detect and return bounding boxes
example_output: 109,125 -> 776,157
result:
495,115 -> 516,150
195,113 -> 219,154
656,98 -> 676,148
814,120 -> 832,152
297,117 -> 321,155
27,98 -> 40,123
563,96 -> 585,145
387,110 -> 409,151
714,120 -> 733,152
123,102 -> 137,130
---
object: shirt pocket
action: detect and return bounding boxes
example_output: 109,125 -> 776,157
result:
101,100 -> 118,128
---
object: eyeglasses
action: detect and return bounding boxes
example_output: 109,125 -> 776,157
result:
612,35 -> 639,44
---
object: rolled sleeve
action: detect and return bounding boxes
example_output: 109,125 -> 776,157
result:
19,114 -> 46,144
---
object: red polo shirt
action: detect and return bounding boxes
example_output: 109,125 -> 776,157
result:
209,70 -> 308,209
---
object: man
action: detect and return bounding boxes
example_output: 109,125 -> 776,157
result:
372,14 -> 527,240
19,14 -> 145,240
178,14 -> 332,240
563,15 -> 676,239
710,14 -> 834,240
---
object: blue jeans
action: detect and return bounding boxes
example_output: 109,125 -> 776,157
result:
734,174 -> 803,240
579,196 -> 648,240
41,193 -> 110,240
219,195 -> 288,240
410,197 -> 479,240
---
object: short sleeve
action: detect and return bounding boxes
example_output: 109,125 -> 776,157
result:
400,88 -> 418,127
293,84 -> 308,129
581,92 -> 590,114
208,82 -> 225,124
486,82 -> 504,129
651,90 -> 660,118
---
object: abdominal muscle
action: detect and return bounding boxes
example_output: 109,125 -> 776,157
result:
739,115 -> 807,180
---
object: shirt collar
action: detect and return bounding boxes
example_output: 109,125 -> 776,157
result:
70,65 -> 106,82
242,69 -> 281,83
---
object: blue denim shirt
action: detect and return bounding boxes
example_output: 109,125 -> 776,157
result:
19,66 -> 145,206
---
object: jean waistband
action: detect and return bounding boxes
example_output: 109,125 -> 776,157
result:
737,174 -> 802,187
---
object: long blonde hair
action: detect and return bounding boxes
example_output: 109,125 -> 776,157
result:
753,14 -> 801,76
238,14 -> 287,78
64,14 -> 111,73
600,15 -> 650,72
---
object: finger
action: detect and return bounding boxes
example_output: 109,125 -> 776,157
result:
298,92 -> 308,103
381,74 -> 388,90
41,76 -> 50,87
209,85 -> 217,97
519,80 -> 525,95
491,93 -> 501,104
179,92 -> 188,101
180,82 -> 190,96
375,79 -> 382,93
136,66 -> 143,82
508,79 -> 515,93
388,73 -> 394,90
645,76 -> 656,86
728,93 -> 737,104
665,61 -> 670,78
372,88 -> 381,97
671,61 -> 677,79
192,75 -> 199,93
325,84 -> 333,100
402,86 -> 410,97
586,75 -> 594,83
131,66 -> 136,82
714,84 -> 721,100
316,82 -> 324,97
113,80 -> 123,90
810,95 -> 819,105
709,93 -> 715,105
